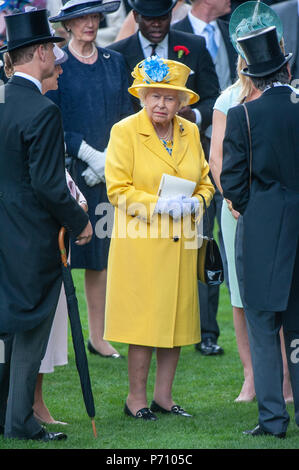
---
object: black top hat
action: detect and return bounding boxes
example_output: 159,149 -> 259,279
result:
0,9 -> 64,53
128,0 -> 178,17
238,25 -> 292,77
50,0 -> 120,23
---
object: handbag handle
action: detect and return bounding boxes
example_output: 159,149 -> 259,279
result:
198,193 -> 217,264
198,194 -> 213,240
242,103 -> 252,188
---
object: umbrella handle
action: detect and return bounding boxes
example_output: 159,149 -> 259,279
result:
92,419 -> 97,438
58,227 -> 68,268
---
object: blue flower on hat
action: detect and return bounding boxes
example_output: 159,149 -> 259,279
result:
0,0 -> 33,11
143,56 -> 170,84
0,0 -> 10,10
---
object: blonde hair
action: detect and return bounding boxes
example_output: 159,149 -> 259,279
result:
222,55 -> 254,104
137,87 -> 190,108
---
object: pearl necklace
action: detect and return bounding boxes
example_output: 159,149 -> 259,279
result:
156,122 -> 173,141
69,40 -> 97,59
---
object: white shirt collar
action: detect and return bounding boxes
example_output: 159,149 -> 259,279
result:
263,82 -> 293,93
14,72 -> 42,93
138,31 -> 169,59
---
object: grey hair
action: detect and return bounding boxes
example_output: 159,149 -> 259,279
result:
137,87 -> 190,109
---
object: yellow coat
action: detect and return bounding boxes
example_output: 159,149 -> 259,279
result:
104,108 -> 215,348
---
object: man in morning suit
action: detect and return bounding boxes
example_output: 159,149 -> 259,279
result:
108,0 -> 220,132
273,0 -> 299,81
221,25 -> 299,438
173,0 -> 237,90
173,0 -> 238,357
0,8 -> 92,441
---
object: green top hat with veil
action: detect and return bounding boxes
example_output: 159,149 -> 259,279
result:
229,1 -> 283,59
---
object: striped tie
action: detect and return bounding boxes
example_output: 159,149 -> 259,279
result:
149,43 -> 158,56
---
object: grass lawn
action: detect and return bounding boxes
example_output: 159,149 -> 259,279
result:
0,269 -> 298,452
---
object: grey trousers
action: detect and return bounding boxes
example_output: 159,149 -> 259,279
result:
0,309 -> 56,439
236,218 -> 299,433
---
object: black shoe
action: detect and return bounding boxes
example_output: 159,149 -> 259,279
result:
87,340 -> 123,359
150,400 -> 192,417
195,338 -> 224,356
124,403 -> 157,421
31,427 -> 67,442
243,424 -> 286,439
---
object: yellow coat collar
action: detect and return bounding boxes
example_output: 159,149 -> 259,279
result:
136,108 -> 189,173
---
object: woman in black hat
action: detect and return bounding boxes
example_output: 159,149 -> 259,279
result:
48,0 -> 133,359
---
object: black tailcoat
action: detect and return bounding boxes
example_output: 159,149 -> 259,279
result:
221,86 -> 299,311
0,76 -> 89,333
108,29 -> 220,131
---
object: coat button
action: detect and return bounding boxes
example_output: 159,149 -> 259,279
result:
173,236 -> 179,242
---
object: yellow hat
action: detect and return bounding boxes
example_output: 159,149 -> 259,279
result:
128,56 -> 199,105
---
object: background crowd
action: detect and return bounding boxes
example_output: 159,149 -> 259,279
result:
0,0 -> 298,443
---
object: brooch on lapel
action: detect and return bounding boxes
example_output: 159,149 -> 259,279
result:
173,45 -> 190,59
103,52 -> 111,60
179,122 -> 184,134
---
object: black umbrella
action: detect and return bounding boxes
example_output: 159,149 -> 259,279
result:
58,227 -> 97,438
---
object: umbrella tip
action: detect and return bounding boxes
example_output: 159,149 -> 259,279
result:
91,419 -> 97,438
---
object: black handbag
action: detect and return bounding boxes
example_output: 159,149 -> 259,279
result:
197,194 -> 224,286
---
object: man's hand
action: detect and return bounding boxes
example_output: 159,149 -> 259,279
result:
75,221 -> 93,245
231,208 -> 240,220
80,202 -> 88,213
226,199 -> 240,220
177,106 -> 196,123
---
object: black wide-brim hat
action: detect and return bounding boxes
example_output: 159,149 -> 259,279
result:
49,0 -> 120,23
238,26 -> 292,77
0,9 -> 64,53
128,0 -> 178,17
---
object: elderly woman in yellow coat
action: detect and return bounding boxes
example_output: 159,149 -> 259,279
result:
104,57 -> 215,420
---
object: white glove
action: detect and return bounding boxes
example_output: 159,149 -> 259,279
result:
78,141 -> 106,178
82,166 -> 104,187
184,196 -> 200,215
155,195 -> 196,221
